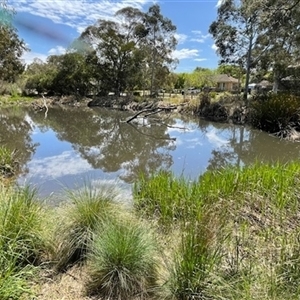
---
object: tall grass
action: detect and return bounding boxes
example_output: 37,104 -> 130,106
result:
0,251 -> 35,300
0,185 -> 49,266
163,210 -> 224,300
134,162 -> 300,299
54,183 -> 122,271
0,184 -> 51,299
134,162 -> 300,228
86,218 -> 158,299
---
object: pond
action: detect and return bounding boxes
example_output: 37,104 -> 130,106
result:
1,106 -> 300,203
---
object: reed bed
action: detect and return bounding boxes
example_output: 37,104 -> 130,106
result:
134,162 -> 300,299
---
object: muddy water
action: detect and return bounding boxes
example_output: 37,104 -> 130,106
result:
1,106 -> 300,201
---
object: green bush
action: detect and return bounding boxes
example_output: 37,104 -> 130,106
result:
250,93 -> 300,134
209,91 -> 217,99
86,218 -> 158,299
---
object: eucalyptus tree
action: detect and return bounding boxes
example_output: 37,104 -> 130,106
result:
210,0 -> 300,98
73,7 -> 149,96
143,4 -> 178,95
209,0 -> 260,101
252,0 -> 300,92
0,0 -> 27,82
50,52 -> 92,96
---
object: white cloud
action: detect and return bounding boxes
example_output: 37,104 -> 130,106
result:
172,48 -> 199,60
216,0 -> 225,7
26,151 -> 93,180
12,0 -> 149,34
212,43 -> 218,51
21,46 -> 66,65
191,30 -> 210,43
21,50 -> 48,65
206,129 -> 229,147
190,38 -> 205,43
174,33 -> 188,44
48,46 -> 66,56
194,58 -> 207,62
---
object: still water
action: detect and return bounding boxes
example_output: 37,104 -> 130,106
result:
1,106 -> 300,201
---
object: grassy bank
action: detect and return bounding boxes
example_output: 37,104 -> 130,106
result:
1,162 -> 300,299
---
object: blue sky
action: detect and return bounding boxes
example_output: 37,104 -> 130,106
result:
8,0 -> 223,73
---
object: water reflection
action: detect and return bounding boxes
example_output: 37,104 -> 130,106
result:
27,107 -> 175,184
0,107 -> 37,174
0,106 -> 299,198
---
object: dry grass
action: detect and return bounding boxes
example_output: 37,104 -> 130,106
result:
34,266 -> 92,300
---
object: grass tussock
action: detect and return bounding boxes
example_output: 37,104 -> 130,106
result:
53,183 -> 124,271
0,184 -> 53,299
162,210 -> 224,300
86,218 -> 158,299
0,185 -> 51,267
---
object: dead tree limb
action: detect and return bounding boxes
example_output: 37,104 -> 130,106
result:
126,106 -> 177,124
126,109 -> 155,123
42,94 -> 48,119
144,109 -> 163,118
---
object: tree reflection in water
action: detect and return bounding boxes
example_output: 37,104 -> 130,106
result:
28,107 -> 176,183
0,108 -> 37,175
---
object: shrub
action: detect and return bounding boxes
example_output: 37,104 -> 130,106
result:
250,93 -> 300,134
209,91 -> 217,99
199,92 -> 211,112
86,218 -> 158,299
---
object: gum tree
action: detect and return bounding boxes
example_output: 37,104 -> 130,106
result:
253,0 -> 300,92
0,0 -> 27,82
143,4 -> 178,95
209,0 -> 260,102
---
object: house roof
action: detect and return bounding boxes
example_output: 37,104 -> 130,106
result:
213,74 -> 239,83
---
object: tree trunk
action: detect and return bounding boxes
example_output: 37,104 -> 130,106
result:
150,31 -> 157,96
272,69 -> 279,93
243,32 -> 254,104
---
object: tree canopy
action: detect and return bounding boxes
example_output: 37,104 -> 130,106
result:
210,0 -> 300,98
23,4 -> 177,97
0,0 -> 27,82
